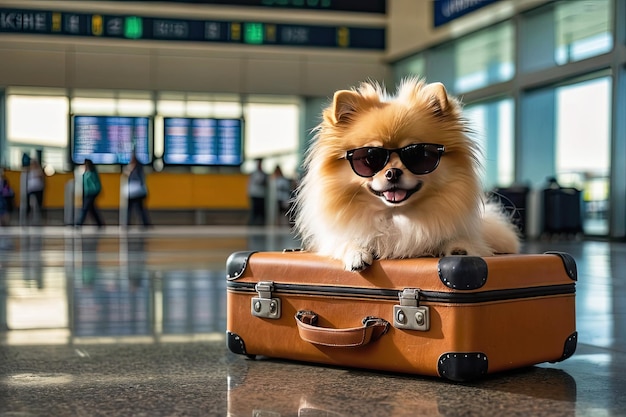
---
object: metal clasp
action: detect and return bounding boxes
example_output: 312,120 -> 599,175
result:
251,281 -> 281,319
393,288 -> 430,331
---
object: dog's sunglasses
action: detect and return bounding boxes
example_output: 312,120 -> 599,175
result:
346,143 -> 445,177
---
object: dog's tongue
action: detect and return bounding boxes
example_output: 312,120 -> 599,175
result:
384,189 -> 407,202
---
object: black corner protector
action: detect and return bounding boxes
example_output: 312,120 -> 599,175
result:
544,252 -> 578,281
438,256 -> 488,290
438,352 -> 488,382
227,331 -> 247,355
561,331 -> 578,361
226,251 -> 256,280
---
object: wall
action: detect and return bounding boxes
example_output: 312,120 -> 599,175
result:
0,0 -> 390,96
386,0 -> 549,61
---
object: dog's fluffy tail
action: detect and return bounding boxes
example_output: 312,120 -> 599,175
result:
482,201 -> 521,254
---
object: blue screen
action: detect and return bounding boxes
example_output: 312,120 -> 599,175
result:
163,117 -> 243,166
72,116 -> 151,165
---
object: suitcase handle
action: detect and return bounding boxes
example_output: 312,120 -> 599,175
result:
295,310 -> 389,348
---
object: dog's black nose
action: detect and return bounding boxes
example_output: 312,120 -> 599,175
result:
385,168 -> 403,182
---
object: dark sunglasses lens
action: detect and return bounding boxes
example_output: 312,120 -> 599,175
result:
350,147 -> 388,177
402,144 -> 442,174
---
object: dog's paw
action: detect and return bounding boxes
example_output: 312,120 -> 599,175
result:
448,248 -> 468,255
442,240 -> 479,257
441,247 -> 470,256
343,250 -> 374,272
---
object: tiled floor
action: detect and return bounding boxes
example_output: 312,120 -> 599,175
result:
0,226 -> 624,416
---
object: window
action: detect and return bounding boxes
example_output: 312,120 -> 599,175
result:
555,76 -> 611,235
424,43 -> 456,91
71,90 -> 154,116
72,98 -> 117,115
520,0 -> 612,73
7,95 -> 69,147
243,100 -> 300,177
422,22 -> 514,94
520,75 -> 611,236
394,54 -> 425,81
454,22 -> 514,93
464,98 -> 515,189
554,0 -> 612,65
6,93 -> 70,171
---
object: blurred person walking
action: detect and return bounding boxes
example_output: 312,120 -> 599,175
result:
76,159 -> 105,228
272,165 -> 293,225
247,158 -> 268,226
0,170 -> 14,226
26,158 -> 45,225
124,153 -> 152,228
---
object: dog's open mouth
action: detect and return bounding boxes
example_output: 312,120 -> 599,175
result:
368,181 -> 423,204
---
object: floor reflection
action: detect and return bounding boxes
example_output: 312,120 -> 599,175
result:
0,227 -> 300,343
227,359 -> 578,417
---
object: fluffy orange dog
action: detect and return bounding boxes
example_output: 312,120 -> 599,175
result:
293,78 -> 520,271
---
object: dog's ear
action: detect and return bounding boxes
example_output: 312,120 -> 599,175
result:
423,82 -> 449,116
331,90 -> 363,124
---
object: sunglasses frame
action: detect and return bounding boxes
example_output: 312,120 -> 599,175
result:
345,143 -> 446,178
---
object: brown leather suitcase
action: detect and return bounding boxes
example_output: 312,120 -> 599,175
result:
226,251 -> 577,381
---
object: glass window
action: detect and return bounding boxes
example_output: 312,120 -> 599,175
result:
424,43 -> 456,91
393,54 -> 425,81
117,99 -> 154,115
185,101 -> 212,117
72,98 -> 117,115
555,0 -> 612,65
6,94 -> 70,171
243,102 -> 300,177
7,95 -> 69,147
454,22 -> 514,94
464,98 -> 515,190
520,0 -> 612,73
208,102 -> 243,118
420,22 -> 514,94
519,74 -> 611,236
157,100 -> 185,116
555,76 -> 611,235
72,96 -> 154,116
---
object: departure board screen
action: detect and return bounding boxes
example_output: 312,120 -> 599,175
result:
72,116 -> 151,165
163,118 -> 243,166
103,1 -> 386,14
0,8 -> 385,50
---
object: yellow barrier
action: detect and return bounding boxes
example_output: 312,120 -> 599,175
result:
2,170 -> 250,210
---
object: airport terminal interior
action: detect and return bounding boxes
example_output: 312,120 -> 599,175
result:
2,0 -> 626,415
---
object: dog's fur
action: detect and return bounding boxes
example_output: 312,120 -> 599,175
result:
292,78 -> 520,271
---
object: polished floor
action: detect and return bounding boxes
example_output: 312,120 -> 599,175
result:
0,226 -> 624,416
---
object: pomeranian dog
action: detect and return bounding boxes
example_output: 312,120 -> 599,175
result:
292,78 -> 520,271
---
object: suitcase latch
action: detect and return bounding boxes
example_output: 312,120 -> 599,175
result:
394,288 -> 430,331
251,281 -> 281,319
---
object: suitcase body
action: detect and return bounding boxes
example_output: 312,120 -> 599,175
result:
226,251 -> 577,381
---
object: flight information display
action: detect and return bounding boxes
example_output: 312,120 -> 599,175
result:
72,116 -> 151,165
105,1 -> 386,14
163,118 -> 243,166
0,8 -> 385,50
